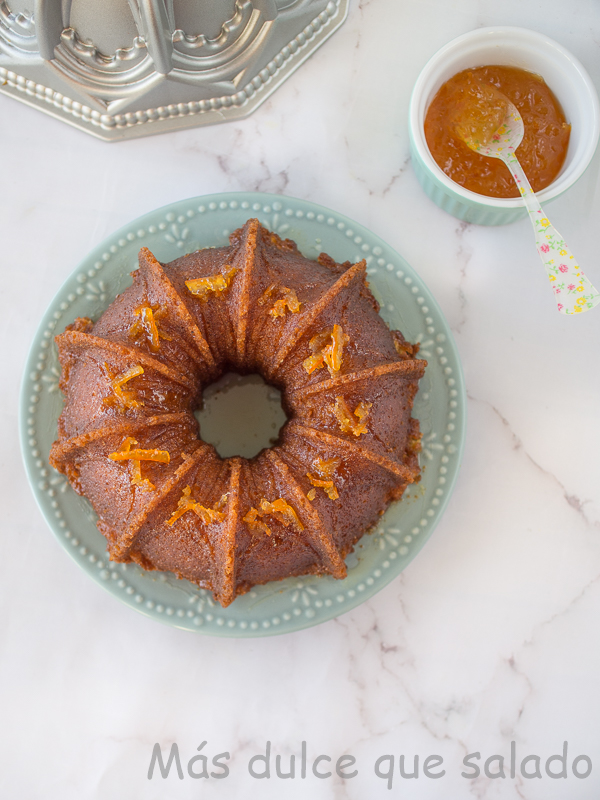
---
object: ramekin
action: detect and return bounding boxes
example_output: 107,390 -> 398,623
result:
409,27 -> 600,226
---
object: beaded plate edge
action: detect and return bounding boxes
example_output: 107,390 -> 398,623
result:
20,191 -> 466,637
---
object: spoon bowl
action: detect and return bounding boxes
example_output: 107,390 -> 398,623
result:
453,80 -> 523,153
460,91 -> 599,315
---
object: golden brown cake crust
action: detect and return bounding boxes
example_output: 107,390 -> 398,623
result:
50,220 -> 426,606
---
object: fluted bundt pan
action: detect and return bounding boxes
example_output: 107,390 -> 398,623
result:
49,219 -> 426,606
0,0 -> 348,140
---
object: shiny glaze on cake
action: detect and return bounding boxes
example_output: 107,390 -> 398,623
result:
50,220 -> 426,606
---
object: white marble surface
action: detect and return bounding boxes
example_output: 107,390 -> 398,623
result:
2,1 -> 600,798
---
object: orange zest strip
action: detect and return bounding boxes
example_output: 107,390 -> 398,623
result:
313,457 -> 340,478
167,486 -> 196,525
306,473 -> 339,500
243,497 -> 304,536
270,289 -> 301,318
130,459 -> 155,492
260,498 -> 303,531
185,265 -> 239,301
306,457 -> 341,500
108,436 -> 170,492
103,364 -> 145,410
129,305 -> 172,353
242,506 -> 271,536
302,324 -> 349,376
334,397 -> 372,437
324,324 -> 348,374
257,283 -> 277,304
258,284 -> 301,319
167,486 -> 228,526
302,352 -> 324,375
108,437 -> 170,463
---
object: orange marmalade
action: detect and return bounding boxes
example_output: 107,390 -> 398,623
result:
424,65 -> 571,198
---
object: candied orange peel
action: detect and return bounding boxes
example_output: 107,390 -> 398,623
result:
185,265 -> 239,301
258,284 -> 301,319
103,364 -> 144,410
313,457 -> 340,478
334,397 -> 372,436
109,437 -> 170,464
243,498 -> 304,536
129,459 -> 155,491
129,305 -> 171,353
306,456 -> 341,501
242,506 -> 270,535
167,486 -> 228,526
407,434 -> 422,454
303,324 -> 349,376
108,436 -> 170,491
306,474 -> 339,500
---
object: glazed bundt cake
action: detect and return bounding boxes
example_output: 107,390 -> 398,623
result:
50,219 -> 426,606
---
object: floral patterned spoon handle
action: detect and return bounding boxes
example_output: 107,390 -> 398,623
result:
502,148 -> 599,314
461,94 -> 600,315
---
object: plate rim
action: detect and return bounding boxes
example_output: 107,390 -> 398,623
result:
20,190 -> 466,637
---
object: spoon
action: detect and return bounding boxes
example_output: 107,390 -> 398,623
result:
456,82 -> 599,315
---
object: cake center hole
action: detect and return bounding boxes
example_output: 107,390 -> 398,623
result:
194,373 -> 288,459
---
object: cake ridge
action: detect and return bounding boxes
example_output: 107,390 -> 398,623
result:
137,247 -> 216,370
231,218 -> 260,363
57,329 -> 196,391
51,220 -> 424,605
111,446 -> 212,559
265,450 -> 347,579
268,259 -> 367,376
213,457 -> 242,606
49,411 -> 193,466
290,359 -> 427,401
290,422 -> 417,483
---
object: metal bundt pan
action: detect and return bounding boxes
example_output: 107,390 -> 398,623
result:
0,0 -> 348,140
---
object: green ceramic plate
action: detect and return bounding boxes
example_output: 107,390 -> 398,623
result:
20,192 -> 466,637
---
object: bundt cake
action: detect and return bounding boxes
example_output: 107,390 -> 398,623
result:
49,219 -> 426,607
